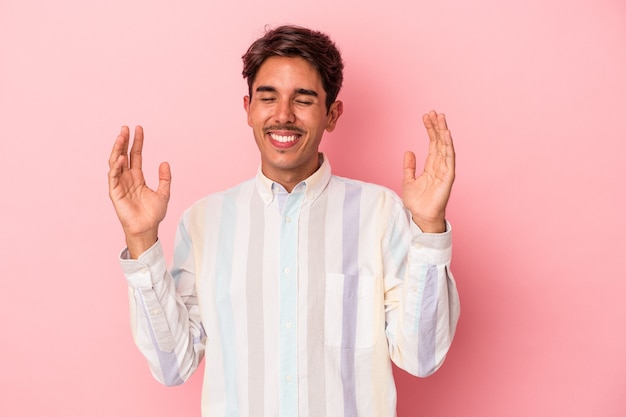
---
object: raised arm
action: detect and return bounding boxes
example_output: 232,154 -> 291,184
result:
108,126 -> 171,258
402,110 -> 455,233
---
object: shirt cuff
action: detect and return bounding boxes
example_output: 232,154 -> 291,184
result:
409,220 -> 452,265
118,240 -> 167,289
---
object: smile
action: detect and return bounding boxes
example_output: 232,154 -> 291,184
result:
269,133 -> 299,143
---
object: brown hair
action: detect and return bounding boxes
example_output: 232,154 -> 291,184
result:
242,25 -> 344,112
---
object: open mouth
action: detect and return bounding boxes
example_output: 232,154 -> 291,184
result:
266,128 -> 305,149
269,132 -> 299,143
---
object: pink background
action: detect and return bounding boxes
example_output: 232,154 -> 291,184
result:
1,0 -> 625,416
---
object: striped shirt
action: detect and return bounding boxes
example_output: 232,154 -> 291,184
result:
120,155 -> 460,417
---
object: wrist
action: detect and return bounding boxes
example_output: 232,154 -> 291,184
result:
412,217 -> 446,233
125,230 -> 158,259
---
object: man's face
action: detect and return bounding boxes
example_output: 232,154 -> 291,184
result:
243,56 -> 342,190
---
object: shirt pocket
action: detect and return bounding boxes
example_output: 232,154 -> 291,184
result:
324,273 -> 379,349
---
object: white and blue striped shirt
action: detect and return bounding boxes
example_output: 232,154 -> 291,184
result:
120,155 -> 460,417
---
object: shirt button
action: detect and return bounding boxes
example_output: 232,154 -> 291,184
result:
285,321 -> 292,329
286,374 -> 292,382
284,267 -> 291,274
285,216 -> 292,223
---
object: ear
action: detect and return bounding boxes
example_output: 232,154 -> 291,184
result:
243,95 -> 252,127
325,100 -> 343,132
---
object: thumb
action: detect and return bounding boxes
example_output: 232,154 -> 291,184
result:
403,151 -> 416,184
157,161 -> 172,199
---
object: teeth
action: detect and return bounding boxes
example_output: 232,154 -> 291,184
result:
270,133 -> 298,143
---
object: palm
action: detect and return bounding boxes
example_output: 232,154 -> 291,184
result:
402,111 -> 455,233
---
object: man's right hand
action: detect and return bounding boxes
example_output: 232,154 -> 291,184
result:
108,126 -> 171,259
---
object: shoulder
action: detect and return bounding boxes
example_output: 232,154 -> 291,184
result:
184,178 -> 256,219
329,174 -> 403,203
327,175 -> 412,241
328,174 -> 408,221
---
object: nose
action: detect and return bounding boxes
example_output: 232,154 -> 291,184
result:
274,99 -> 296,124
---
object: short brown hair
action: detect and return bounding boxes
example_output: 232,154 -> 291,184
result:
242,25 -> 344,112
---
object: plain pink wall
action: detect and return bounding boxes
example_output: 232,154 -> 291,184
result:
1,0 -> 625,416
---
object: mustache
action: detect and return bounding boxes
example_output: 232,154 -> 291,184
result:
263,125 -> 306,135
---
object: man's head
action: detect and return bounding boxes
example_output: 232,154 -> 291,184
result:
242,25 -> 344,113
241,25 -> 344,191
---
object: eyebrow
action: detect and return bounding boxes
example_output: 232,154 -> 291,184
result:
255,86 -> 319,97
295,88 -> 318,97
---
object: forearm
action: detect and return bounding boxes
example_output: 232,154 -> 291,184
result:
121,240 -> 205,385
386,222 -> 460,377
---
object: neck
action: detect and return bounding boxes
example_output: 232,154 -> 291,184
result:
264,154 -> 323,193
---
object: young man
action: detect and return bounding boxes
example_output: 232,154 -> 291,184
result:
108,25 -> 460,417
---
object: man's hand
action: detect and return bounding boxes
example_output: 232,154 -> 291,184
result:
108,126 -> 171,258
402,110 -> 455,233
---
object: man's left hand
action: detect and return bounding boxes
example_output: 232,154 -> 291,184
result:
402,110 -> 456,233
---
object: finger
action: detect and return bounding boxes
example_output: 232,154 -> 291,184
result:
423,111 -> 442,159
436,113 -> 454,153
434,117 -> 456,179
422,111 -> 456,176
424,110 -> 449,135
444,128 -> 456,174
424,111 -> 453,154
436,112 -> 449,131
129,125 -> 144,170
107,154 -> 125,196
423,110 -> 440,141
119,125 -> 130,154
108,126 -> 130,169
156,161 -> 172,200
403,151 -> 416,183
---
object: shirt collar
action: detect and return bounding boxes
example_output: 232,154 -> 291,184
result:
255,153 -> 332,206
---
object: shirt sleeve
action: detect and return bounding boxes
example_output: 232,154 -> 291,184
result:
119,214 -> 205,386
383,210 -> 460,377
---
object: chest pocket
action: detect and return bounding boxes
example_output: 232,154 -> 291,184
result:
324,273 -> 380,349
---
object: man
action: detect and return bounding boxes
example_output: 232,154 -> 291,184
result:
108,25 -> 460,417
